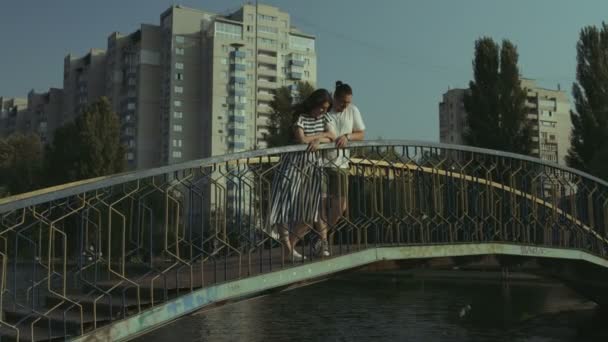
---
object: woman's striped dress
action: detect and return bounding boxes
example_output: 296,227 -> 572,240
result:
268,114 -> 333,227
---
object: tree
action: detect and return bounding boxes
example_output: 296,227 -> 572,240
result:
45,123 -> 81,185
76,97 -> 125,178
567,23 -> 608,180
464,37 -> 532,155
47,97 -> 125,185
0,133 -> 44,195
265,81 -> 314,147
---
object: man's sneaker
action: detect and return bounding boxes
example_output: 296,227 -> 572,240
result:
291,249 -> 307,261
313,239 -> 330,257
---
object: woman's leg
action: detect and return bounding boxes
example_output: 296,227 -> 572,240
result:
279,224 -> 292,254
289,223 -> 311,252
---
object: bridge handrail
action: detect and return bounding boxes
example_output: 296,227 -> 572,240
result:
1,140 -> 606,213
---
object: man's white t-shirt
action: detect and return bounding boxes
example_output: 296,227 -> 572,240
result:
325,104 -> 366,168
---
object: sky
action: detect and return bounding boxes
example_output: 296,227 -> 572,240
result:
1,0 -> 608,142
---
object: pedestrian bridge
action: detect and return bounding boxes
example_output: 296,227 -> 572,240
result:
1,141 -> 608,341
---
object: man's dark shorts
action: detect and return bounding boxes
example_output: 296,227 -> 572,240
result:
322,168 -> 349,199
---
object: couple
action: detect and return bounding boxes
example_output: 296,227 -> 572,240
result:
268,81 -> 366,260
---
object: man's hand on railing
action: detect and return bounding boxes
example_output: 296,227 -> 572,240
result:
335,134 -> 349,149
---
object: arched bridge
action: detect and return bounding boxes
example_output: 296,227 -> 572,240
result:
1,141 -> 608,341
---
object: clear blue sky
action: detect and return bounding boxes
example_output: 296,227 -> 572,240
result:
1,0 -> 607,141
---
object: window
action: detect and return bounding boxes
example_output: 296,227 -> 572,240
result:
247,14 -> 254,22
257,37 -> 277,47
127,102 -> 136,110
282,20 -> 288,28
222,45 -> 229,52
175,36 -> 185,43
174,86 -> 183,93
258,25 -> 278,34
176,48 -> 184,55
127,152 -> 135,161
247,74 -> 253,81
172,151 -> 182,158
257,14 -> 277,21
221,58 -> 228,65
172,139 -> 183,147
304,71 -> 310,78
175,62 -> 184,70
173,124 -> 183,132
174,100 -> 182,107
173,111 -> 183,119
289,35 -> 315,51
215,22 -> 243,39
247,25 -> 252,32
175,73 -> 183,81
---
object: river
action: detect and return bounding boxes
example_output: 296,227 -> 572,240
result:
136,270 -> 608,341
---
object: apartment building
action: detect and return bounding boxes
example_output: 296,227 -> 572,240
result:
0,97 -> 27,137
106,25 -> 163,169
438,79 -> 572,165
63,49 -> 106,125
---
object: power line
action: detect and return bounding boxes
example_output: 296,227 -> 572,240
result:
291,14 -> 578,85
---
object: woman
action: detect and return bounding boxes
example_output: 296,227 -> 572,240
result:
268,89 -> 336,260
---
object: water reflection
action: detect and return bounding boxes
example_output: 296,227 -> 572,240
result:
138,271 -> 607,342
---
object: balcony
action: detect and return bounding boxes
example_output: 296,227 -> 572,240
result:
231,89 -> 246,97
527,114 -> 538,120
257,104 -> 272,114
232,103 -> 246,110
233,50 -> 246,58
257,79 -> 277,90
228,128 -> 246,136
229,114 -> 246,123
257,54 -> 276,64
228,141 -> 246,150
289,71 -> 303,80
290,59 -> 305,67
258,67 -> 276,77
231,63 -> 246,71
230,75 -> 247,84
257,91 -> 274,102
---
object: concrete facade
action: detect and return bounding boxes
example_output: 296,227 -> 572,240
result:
25,88 -> 64,145
521,78 -> 571,165
63,49 -> 106,125
438,88 -> 468,145
106,25 -> 163,170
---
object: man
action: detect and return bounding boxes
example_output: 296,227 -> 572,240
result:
315,80 -> 366,256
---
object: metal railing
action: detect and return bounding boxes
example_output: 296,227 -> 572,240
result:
1,140 -> 608,341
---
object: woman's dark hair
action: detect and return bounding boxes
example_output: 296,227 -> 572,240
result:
295,88 -> 333,114
334,80 -> 353,98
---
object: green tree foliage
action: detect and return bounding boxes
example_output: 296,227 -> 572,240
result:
567,23 -> 608,180
464,37 -> 532,155
0,133 -> 44,195
47,97 -> 125,185
265,81 -> 315,147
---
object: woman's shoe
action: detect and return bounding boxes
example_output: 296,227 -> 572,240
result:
290,249 -> 307,261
